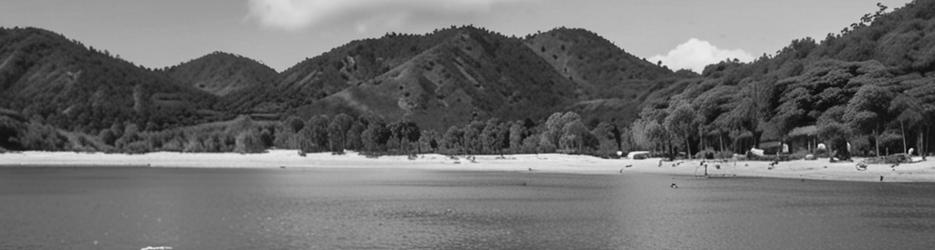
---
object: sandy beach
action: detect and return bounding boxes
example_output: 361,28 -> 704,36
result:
2,150 -> 935,182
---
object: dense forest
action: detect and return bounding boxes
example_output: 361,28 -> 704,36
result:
631,0 -> 935,160
1,109 -> 624,158
3,0 -> 935,161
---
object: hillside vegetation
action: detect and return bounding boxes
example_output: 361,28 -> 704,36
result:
630,0 -> 935,159
0,27 -> 217,134
5,0 -> 935,159
218,26 -> 678,129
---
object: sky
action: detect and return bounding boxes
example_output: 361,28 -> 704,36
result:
0,0 -> 914,72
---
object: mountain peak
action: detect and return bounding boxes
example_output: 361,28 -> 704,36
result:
167,51 -> 279,96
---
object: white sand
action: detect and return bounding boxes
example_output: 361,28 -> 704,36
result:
2,150 -> 935,182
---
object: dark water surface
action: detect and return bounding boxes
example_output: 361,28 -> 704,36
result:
2,167 -> 935,249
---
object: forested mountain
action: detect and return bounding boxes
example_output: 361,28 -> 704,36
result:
7,0 -> 934,157
220,26 -> 678,129
219,27 -> 479,114
0,26 -> 678,134
0,25 -> 676,153
166,51 -> 279,96
631,0 -> 935,159
0,27 -> 217,133
526,28 -> 691,124
300,26 -> 584,130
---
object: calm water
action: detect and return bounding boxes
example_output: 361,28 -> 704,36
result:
1,167 -> 935,249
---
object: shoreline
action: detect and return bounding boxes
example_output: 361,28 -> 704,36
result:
2,150 -> 935,183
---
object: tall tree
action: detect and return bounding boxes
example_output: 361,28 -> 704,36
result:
592,121 -> 618,157
728,80 -> 773,149
482,118 -> 505,155
443,125 -> 465,155
463,121 -> 486,155
403,121 -> 421,155
387,120 -> 420,154
844,84 -> 893,156
345,120 -> 366,151
418,130 -> 439,153
234,129 -> 265,154
508,121 -> 526,153
361,121 -> 390,153
890,94 -> 923,154
664,103 -> 698,159
299,115 -> 330,153
541,112 -> 581,153
388,121 -> 405,152
327,113 -> 354,152
559,120 -> 589,153
285,116 -> 305,132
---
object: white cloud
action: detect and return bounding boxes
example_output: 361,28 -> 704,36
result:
246,0 -> 527,31
649,38 -> 754,73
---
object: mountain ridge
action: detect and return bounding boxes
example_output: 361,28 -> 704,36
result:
213,25 -> 678,129
0,25 -> 680,136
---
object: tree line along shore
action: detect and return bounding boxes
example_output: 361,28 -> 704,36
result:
1,106 -> 928,166
1,111 -> 627,158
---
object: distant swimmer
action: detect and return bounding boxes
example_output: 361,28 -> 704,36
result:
670,183 -> 679,189
528,168 -> 533,172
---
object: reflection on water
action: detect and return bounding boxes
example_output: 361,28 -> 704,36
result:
1,167 -> 935,249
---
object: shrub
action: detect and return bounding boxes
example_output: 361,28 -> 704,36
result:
0,116 -> 25,150
17,122 -> 68,151
161,137 -> 185,152
124,141 -> 153,154
234,130 -> 265,154
183,136 -> 205,153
